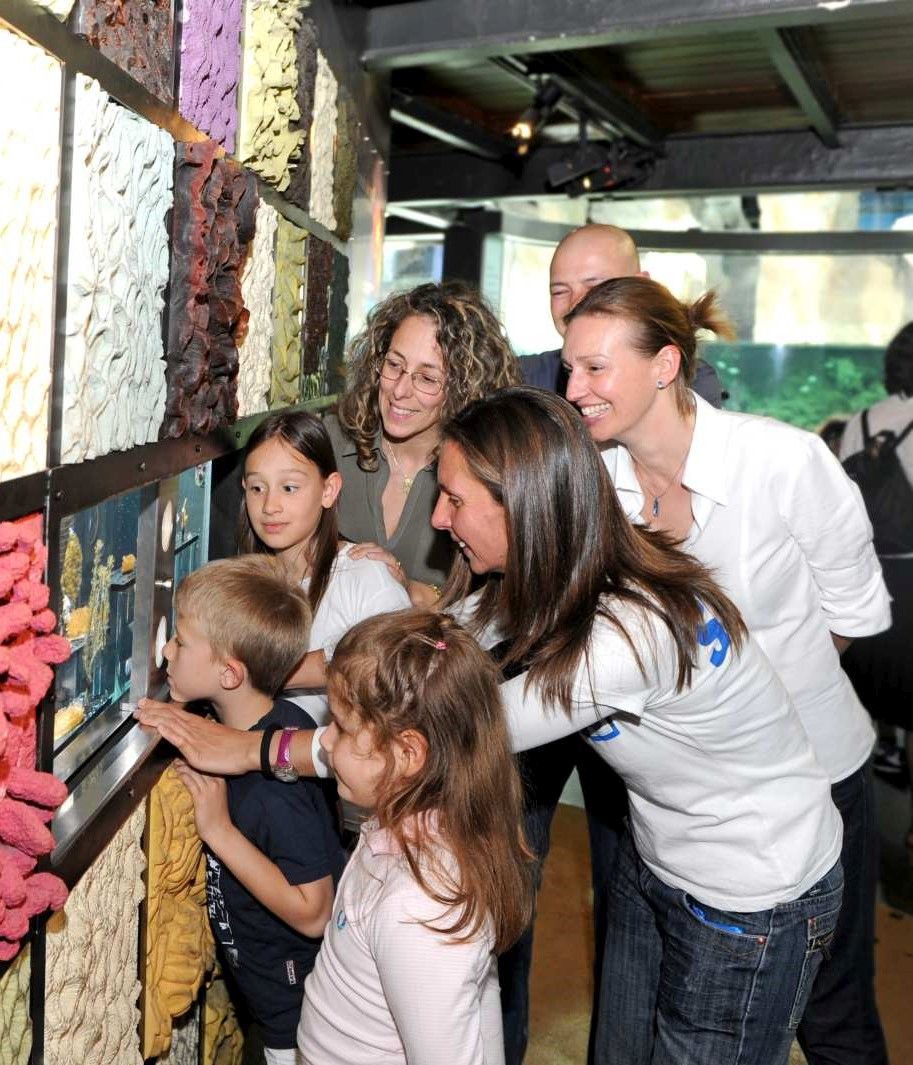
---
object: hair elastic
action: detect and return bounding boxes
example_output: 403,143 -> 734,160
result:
434,640 -> 447,650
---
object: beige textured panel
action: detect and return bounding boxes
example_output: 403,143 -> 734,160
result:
44,804 -> 146,1065
158,1000 -> 201,1065
62,75 -> 173,463
269,215 -> 307,408
202,970 -> 243,1065
237,0 -> 305,191
308,52 -> 337,232
0,30 -> 61,482
237,201 -> 279,417
32,0 -> 76,17
0,944 -> 31,1065
141,766 -> 215,1060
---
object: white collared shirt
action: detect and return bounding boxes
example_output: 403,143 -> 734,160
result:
602,393 -> 891,782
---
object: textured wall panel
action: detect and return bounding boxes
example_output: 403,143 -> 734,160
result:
326,249 -> 350,393
0,944 -> 30,1065
269,216 -> 307,408
62,75 -> 172,463
237,0 -> 304,192
74,0 -> 174,104
142,766 -> 214,1060
0,30 -> 61,482
178,0 -> 242,152
300,234 -> 333,401
33,0 -> 76,17
309,52 -> 338,232
0,514 -> 70,963
44,804 -> 146,1065
159,1001 -> 201,1065
163,142 -> 257,438
237,202 -> 279,418
285,18 -> 318,213
202,971 -> 243,1065
334,88 -> 359,242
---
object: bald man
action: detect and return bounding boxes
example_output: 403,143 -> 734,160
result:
502,225 -> 721,1065
521,224 -> 724,405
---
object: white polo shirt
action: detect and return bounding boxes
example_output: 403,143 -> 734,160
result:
500,601 -> 842,912
602,394 -> 891,783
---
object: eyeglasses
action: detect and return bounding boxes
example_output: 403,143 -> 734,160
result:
379,356 -> 445,397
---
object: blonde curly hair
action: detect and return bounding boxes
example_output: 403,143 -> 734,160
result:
337,282 -> 521,470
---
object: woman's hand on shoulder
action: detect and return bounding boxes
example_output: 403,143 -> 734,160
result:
348,541 -> 408,587
135,699 -> 259,774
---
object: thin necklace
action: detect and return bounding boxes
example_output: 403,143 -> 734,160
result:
633,449 -> 689,519
384,442 -> 418,494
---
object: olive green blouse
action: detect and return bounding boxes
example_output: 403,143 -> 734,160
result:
324,413 -> 455,586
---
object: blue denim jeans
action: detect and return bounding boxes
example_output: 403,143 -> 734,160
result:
594,831 -> 844,1065
499,737 -> 628,1065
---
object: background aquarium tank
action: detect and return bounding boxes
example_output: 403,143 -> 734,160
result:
53,485 -> 142,774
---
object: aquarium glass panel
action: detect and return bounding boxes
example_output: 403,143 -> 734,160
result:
54,485 -> 142,772
172,462 -> 212,622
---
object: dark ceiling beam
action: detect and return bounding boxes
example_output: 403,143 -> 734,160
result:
760,28 -> 840,148
364,0 -> 908,70
487,57 -> 582,126
389,89 -> 511,159
545,55 -> 664,148
388,125 -> 913,203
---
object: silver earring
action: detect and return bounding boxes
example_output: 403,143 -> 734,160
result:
657,380 -> 665,390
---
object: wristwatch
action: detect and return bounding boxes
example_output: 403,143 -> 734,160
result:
272,727 -> 300,782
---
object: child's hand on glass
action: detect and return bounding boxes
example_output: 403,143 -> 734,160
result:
174,761 -> 230,846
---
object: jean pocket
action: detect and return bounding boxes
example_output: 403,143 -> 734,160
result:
683,895 -> 767,943
787,907 -> 841,1029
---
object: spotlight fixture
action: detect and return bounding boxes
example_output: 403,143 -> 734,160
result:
547,123 -> 659,197
509,79 -> 563,154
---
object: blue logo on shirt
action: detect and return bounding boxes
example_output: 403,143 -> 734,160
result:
336,910 -> 347,930
588,719 -> 620,742
697,604 -> 731,667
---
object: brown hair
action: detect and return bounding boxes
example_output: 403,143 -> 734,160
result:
175,555 -> 311,697
441,387 -> 746,713
327,609 -> 535,953
238,411 -> 338,612
337,282 -> 521,470
565,276 -> 735,414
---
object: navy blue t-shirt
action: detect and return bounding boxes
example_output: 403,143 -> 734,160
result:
205,698 -> 346,1049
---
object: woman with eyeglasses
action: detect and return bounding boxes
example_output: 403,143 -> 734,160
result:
325,282 -> 520,606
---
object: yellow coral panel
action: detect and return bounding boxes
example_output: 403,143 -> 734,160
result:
202,970 -> 243,1065
269,215 -> 307,408
141,766 -> 215,1060
0,944 -> 31,1065
44,805 -> 146,1065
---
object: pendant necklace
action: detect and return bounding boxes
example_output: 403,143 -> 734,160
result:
634,449 -> 689,520
385,442 -> 415,494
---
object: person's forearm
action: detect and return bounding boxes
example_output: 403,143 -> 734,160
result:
406,580 -> 442,610
286,649 -> 327,689
205,822 -> 332,937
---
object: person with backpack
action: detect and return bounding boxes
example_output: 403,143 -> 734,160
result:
841,322 -> 913,838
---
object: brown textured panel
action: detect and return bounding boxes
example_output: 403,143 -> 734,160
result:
302,234 -> 333,377
326,250 -> 350,395
333,89 -> 359,242
141,766 -> 215,1060
163,141 -> 258,439
285,18 -> 319,213
74,0 -> 174,104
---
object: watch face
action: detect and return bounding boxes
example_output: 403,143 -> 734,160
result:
272,764 -> 300,783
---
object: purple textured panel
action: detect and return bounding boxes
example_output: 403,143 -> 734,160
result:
74,0 -> 174,104
178,0 -> 242,152
163,141 -> 257,438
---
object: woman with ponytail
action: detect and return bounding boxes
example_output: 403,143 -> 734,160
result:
562,277 -> 892,1065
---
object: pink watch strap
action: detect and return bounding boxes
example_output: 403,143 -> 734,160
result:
276,727 -> 298,767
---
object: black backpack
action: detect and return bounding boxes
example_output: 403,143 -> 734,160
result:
842,409 -> 913,555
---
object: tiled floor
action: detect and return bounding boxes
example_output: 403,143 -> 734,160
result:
526,802 -> 913,1065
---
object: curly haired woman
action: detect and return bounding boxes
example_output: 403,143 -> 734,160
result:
325,282 -> 520,605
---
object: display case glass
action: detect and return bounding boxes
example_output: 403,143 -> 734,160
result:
172,462 -> 212,619
53,485 -> 143,775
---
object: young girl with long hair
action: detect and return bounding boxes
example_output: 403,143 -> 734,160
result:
298,609 -> 534,1065
239,411 -> 410,721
